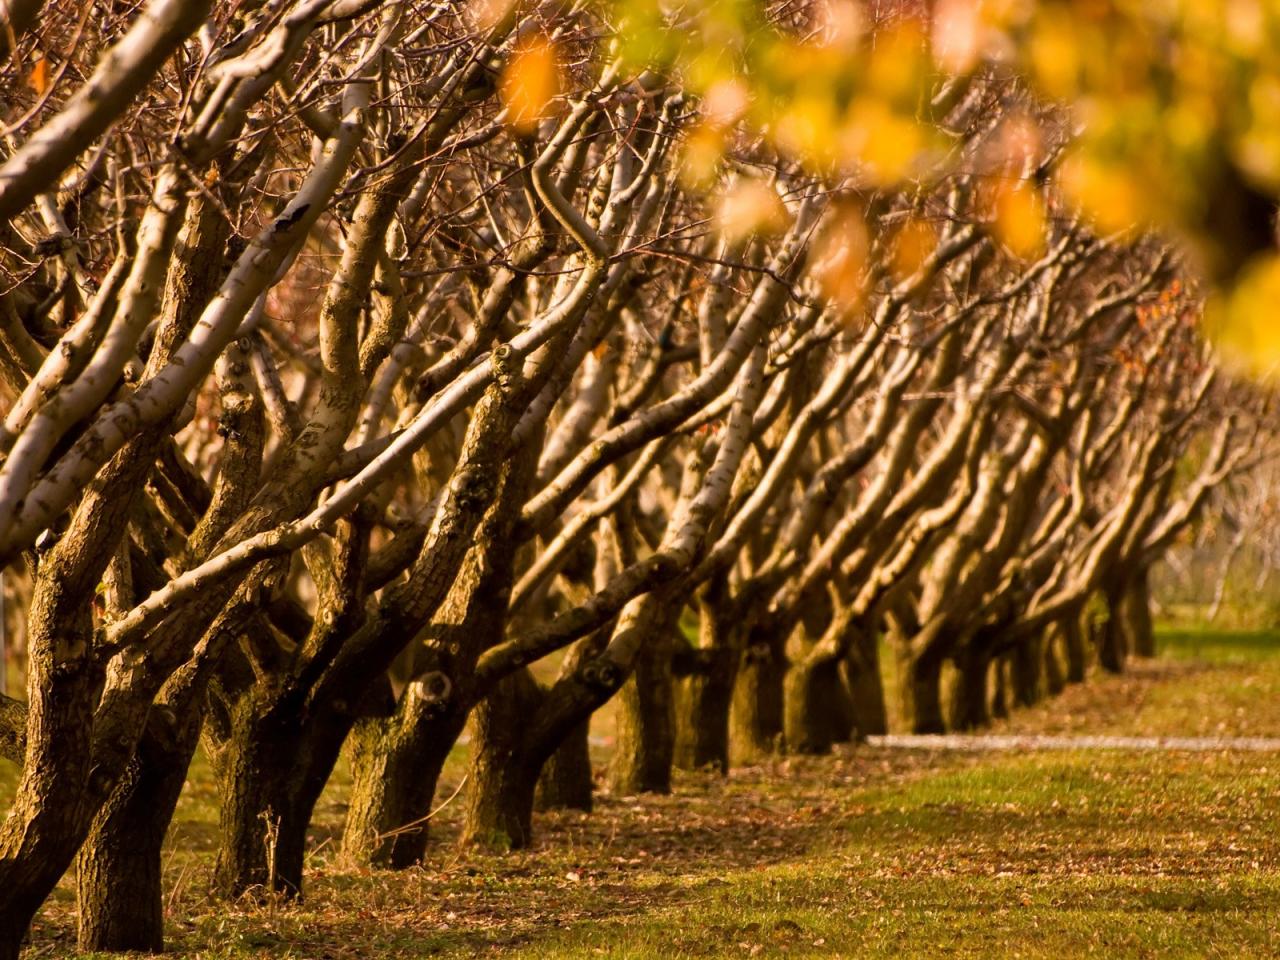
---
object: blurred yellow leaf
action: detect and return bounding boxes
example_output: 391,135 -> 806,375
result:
932,0 -> 983,75
1058,153 -> 1144,235
867,21 -> 926,103
702,79 -> 750,128
715,178 -> 787,243
27,56 -> 49,96
499,38 -> 560,133
991,180 -> 1047,259
775,96 -> 840,169
813,203 -> 870,316
815,0 -> 865,50
681,123 -> 726,188
841,98 -> 924,185
1211,253 -> 1280,379
892,217 -> 937,281
1028,9 -> 1080,100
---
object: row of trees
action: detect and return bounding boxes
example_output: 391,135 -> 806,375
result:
0,1 -> 1269,958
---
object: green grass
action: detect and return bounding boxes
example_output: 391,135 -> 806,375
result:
13,627 -> 1280,957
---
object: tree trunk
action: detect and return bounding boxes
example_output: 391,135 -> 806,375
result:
0,606 -> 100,960
536,635 -> 604,810
990,656 -> 1010,719
783,658 -> 832,755
674,577 -> 737,773
947,645 -> 991,731
817,655 -> 856,744
460,669 -> 544,851
1010,632 -> 1043,708
674,646 -> 735,772
730,631 -> 785,764
76,705 -> 202,952
1097,589 -> 1127,674
536,719 -> 594,811
783,655 -> 852,754
900,646 -> 946,734
341,684 -> 463,869
1043,627 -> 1066,696
211,703 -> 349,900
609,629 -> 675,794
844,634 -> 888,738
1063,614 -> 1087,684
1125,568 -> 1156,658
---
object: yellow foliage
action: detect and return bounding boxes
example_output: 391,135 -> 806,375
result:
27,56 -> 49,96
892,217 -> 938,281
991,179 -> 1047,260
1058,152 -> 1144,235
932,0 -> 984,75
499,38 -> 560,133
1028,9 -> 1081,100
842,98 -> 924,185
813,203 -> 870,316
1212,254 -> 1280,380
715,178 -> 788,243
681,123 -> 726,188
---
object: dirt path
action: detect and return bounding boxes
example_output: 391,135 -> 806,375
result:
868,733 -> 1280,751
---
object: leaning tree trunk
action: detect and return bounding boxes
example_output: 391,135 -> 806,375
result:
1043,626 -> 1066,696
783,655 -> 851,755
845,632 -> 888,738
210,699 -> 351,900
674,577 -> 737,773
536,719 -> 594,811
0,597 -> 102,960
460,668 -> 546,851
730,630 -> 786,764
76,703 -> 202,952
1061,614 -> 1087,684
947,645 -> 991,731
1124,568 -> 1156,658
1010,632 -> 1043,708
341,688 -> 464,869
609,626 -> 676,795
1097,587 -> 1128,674
339,656 -> 472,870
900,645 -> 946,734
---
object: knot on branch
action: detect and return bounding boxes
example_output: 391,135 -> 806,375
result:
490,343 -> 522,396
579,657 -> 622,692
416,670 -> 453,718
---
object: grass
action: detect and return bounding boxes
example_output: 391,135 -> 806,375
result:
7,624 -> 1280,957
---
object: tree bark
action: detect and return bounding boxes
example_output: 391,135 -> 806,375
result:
536,719 -> 594,811
948,645 -> 991,731
1062,614 -> 1087,684
899,646 -> 946,734
460,669 -> 545,851
609,625 -> 676,794
76,703 -> 201,952
730,633 -> 786,764
845,632 -> 888,737
341,680 -> 462,868
1010,632 -> 1043,708
1125,568 -> 1156,658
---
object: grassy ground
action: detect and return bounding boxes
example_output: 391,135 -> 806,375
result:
8,626 -> 1280,958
